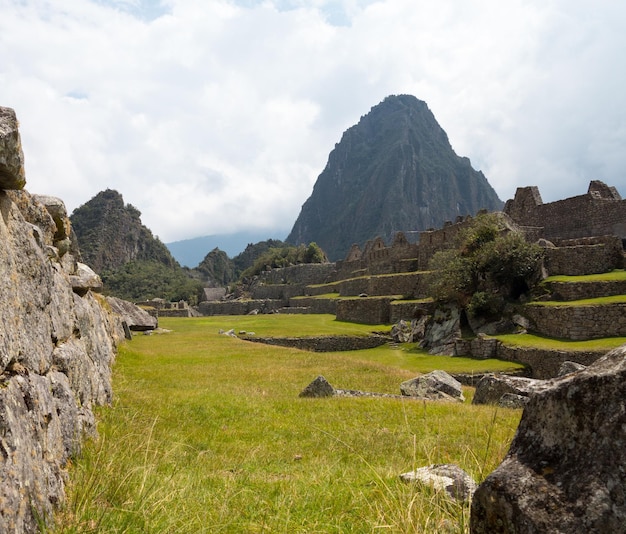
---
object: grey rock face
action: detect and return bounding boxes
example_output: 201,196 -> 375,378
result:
0,111 -> 124,532
470,344 -> 626,534
497,392 -> 529,409
299,375 -> 336,398
391,317 -> 428,343
471,373 -> 541,406
0,107 -> 26,189
420,305 -> 461,355
557,360 -> 587,376
400,370 -> 465,402
70,262 -> 103,295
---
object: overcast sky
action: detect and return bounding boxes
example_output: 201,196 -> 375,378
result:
1,0 -> 625,243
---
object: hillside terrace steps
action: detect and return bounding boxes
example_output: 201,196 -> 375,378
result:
540,276 -> 626,301
518,271 -> 626,341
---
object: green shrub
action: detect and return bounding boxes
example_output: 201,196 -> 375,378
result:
428,213 -> 543,318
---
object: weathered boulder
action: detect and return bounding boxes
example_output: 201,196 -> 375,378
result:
6,190 -> 57,246
471,373 -> 541,406
470,344 -> 626,533
400,464 -> 477,502
497,392 -> 529,409
391,316 -> 428,343
0,107 -> 26,189
70,262 -> 103,295
420,304 -> 461,355
32,194 -> 71,241
400,370 -> 465,402
557,360 -> 586,376
106,295 -> 158,331
299,375 -> 336,398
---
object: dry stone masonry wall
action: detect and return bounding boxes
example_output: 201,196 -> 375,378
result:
0,107 -> 124,533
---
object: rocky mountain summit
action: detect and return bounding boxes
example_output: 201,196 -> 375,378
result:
70,189 -> 177,273
287,94 -> 503,260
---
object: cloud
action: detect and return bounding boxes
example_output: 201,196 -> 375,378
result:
1,0 -> 625,243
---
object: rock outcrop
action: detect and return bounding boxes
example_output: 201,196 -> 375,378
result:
400,464 -> 477,502
0,107 -> 26,189
471,374 -> 541,406
400,370 -> 465,402
470,344 -> 626,533
106,296 -> 158,332
0,108 -> 124,533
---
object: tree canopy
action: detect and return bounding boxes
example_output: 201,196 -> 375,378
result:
427,213 -> 544,318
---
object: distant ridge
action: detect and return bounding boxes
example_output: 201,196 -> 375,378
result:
286,94 -> 503,261
166,231 -> 287,267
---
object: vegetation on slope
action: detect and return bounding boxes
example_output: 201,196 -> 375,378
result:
71,189 -> 204,303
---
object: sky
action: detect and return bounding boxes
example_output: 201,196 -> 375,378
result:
1,0 -> 625,244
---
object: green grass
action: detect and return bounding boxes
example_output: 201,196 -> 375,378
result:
55,316 -> 522,533
291,293 -> 341,300
494,333 -> 626,352
191,313 -> 390,337
543,269 -> 626,283
390,298 -> 433,305
528,294 -> 626,306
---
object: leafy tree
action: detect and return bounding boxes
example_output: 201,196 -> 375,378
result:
101,260 -> 204,305
427,213 -> 543,318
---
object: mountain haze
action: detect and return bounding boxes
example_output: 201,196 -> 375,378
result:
286,95 -> 503,260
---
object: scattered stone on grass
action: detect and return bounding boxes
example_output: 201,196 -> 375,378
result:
400,464 -> 477,502
400,370 -> 465,402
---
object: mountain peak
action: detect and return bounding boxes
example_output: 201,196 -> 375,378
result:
286,95 -> 502,260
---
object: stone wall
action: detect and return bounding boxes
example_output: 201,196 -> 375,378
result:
544,236 -> 624,276
198,299 -> 283,316
252,283 -> 304,301
258,263 -> 337,285
456,336 -> 605,379
522,302 -> 626,340
504,181 -> 626,242
417,216 -> 471,270
336,297 -> 394,324
546,279 -> 626,301
243,334 -> 388,352
390,299 -> 435,323
0,183 -> 124,532
288,297 -> 338,314
334,232 -> 419,279
338,272 -> 429,298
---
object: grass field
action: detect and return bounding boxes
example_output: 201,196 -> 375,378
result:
54,315 -> 523,533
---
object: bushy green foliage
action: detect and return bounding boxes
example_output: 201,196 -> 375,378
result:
232,238 -> 286,274
428,213 -> 544,318
240,242 -> 328,279
101,260 -> 204,304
